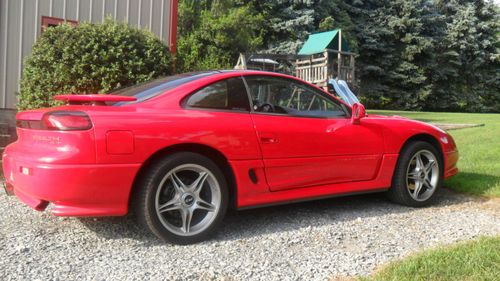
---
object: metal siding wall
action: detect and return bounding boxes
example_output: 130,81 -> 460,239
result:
0,0 -> 174,109
127,0 -> 139,27
104,0 -> 114,20
164,0 -> 170,44
38,0 -> 52,19
5,0 -> 21,108
65,0 -> 79,20
0,0 -> 7,108
115,0 -> 127,22
90,0 -> 102,22
150,0 -> 161,37
78,0 -> 91,22
52,0 -> 64,18
139,0 -> 149,28
21,0 -> 36,63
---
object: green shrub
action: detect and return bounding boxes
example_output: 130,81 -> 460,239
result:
19,19 -> 173,110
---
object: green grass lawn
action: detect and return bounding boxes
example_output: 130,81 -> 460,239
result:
362,236 -> 500,281
370,110 -> 500,198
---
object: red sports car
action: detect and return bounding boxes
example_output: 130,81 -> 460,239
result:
2,71 -> 458,244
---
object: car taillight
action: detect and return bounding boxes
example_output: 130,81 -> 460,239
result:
40,111 -> 93,131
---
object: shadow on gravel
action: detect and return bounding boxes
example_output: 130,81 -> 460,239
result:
77,215 -> 162,245
216,187 -> 470,242
77,187 -> 471,245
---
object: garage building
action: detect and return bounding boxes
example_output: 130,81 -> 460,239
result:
0,0 -> 178,151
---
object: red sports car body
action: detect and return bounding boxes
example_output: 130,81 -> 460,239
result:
2,70 -> 458,243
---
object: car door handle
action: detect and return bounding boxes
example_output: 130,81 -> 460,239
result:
259,133 -> 279,144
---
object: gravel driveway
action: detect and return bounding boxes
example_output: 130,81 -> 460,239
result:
1,187 -> 499,281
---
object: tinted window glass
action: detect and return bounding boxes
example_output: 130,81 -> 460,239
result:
109,71 -> 217,105
186,77 -> 250,111
244,76 -> 346,117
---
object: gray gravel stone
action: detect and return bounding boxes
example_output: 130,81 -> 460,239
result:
0,188 -> 498,281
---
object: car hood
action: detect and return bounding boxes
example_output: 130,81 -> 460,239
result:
368,114 -> 439,128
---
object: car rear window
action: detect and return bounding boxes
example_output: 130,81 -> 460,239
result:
110,71 -> 218,105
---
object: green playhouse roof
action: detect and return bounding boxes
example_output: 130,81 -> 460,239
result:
298,29 -> 350,55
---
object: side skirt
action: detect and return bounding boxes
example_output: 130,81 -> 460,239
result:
233,153 -> 399,209
237,188 -> 388,210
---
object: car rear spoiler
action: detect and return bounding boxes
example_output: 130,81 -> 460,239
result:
54,95 -> 137,105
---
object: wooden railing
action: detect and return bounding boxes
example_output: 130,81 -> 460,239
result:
295,50 -> 356,88
235,50 -> 356,88
295,55 -> 329,86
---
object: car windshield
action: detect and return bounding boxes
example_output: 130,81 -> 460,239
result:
109,71 -> 218,105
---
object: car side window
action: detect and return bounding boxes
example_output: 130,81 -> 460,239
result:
185,77 -> 250,111
244,76 -> 346,118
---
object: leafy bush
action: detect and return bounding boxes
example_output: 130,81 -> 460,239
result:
176,1 -> 263,72
19,19 -> 173,110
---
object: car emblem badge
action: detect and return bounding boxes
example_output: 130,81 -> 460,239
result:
184,195 -> 194,206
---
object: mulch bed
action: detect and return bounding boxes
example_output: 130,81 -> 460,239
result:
432,123 -> 485,131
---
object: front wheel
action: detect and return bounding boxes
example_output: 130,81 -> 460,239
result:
135,152 -> 228,244
387,141 -> 442,207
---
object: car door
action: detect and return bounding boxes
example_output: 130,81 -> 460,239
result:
244,75 -> 385,192
181,75 -> 263,160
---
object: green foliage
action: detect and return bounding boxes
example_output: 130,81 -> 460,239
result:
319,16 -> 335,32
352,0 -> 437,110
19,19 -> 172,110
177,0 -> 498,112
426,0 -> 500,113
176,0 -> 263,72
250,0 -> 316,54
244,0 -> 357,53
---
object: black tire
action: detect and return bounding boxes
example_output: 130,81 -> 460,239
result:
387,141 -> 443,207
134,152 -> 228,244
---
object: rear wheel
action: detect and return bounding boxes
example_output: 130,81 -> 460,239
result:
387,141 -> 442,207
135,152 -> 228,244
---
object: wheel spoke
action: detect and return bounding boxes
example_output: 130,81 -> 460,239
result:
190,171 -> 208,194
195,198 -> 216,212
170,172 -> 186,193
424,178 -> 433,189
408,171 -> 420,181
413,181 -> 423,199
415,154 -> 424,170
180,208 -> 193,233
424,160 -> 436,174
158,198 -> 181,213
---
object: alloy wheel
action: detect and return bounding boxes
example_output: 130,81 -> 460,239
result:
406,150 -> 439,202
154,164 -> 221,236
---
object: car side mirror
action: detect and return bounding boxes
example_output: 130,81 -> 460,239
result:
351,103 -> 366,125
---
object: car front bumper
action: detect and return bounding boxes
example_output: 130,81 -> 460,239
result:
444,150 -> 459,179
2,147 -> 141,217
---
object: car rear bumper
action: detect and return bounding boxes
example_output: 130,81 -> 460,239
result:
1,181 -> 14,197
2,147 -> 141,216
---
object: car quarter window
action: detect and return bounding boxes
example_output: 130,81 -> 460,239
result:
185,77 -> 250,111
243,76 -> 347,118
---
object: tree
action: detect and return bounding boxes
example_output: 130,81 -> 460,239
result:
350,0 -> 437,110
176,0 -> 264,71
244,0 -> 357,53
241,0 -> 316,54
426,0 -> 500,112
176,0 -> 500,112
319,16 -> 335,31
